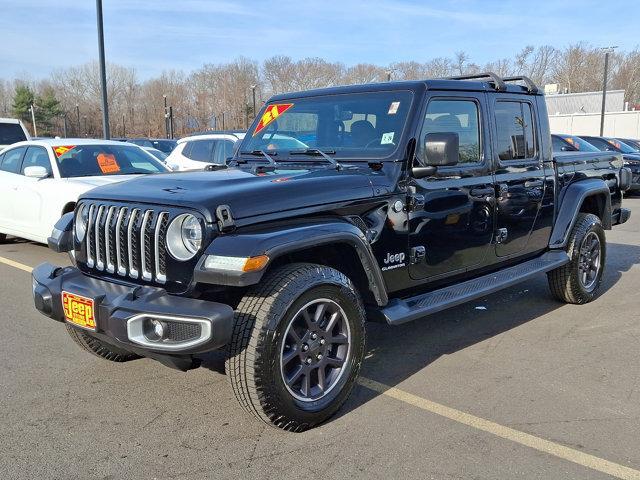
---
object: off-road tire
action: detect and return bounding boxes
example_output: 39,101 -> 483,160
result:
0,233 -> 7,243
225,263 -> 366,432
547,213 -> 606,304
66,325 -> 140,362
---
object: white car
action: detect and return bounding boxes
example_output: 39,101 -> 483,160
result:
0,118 -> 31,150
165,132 -> 244,171
0,139 -> 169,244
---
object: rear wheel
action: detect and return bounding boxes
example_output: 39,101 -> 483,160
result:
226,263 -> 366,432
0,233 -> 6,243
66,325 -> 140,362
547,213 -> 606,304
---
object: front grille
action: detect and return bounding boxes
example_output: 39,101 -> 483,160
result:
165,322 -> 202,342
83,202 -> 169,284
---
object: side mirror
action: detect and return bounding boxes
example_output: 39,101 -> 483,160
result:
561,145 -> 576,152
24,166 -> 49,179
412,132 -> 459,179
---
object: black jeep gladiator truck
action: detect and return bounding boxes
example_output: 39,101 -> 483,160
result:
33,73 -> 631,432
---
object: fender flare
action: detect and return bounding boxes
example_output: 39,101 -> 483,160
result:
549,178 -> 612,249
194,219 -> 389,306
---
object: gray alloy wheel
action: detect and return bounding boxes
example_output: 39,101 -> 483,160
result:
577,231 -> 602,292
280,298 -> 351,402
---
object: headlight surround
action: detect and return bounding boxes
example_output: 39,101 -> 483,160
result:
166,214 -> 203,261
74,204 -> 89,241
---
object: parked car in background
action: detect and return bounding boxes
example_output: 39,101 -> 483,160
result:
128,138 -> 177,153
552,134 -> 601,152
617,138 -> 640,152
579,135 -> 640,193
0,118 -> 30,150
165,132 -> 244,171
0,139 -> 169,244
142,146 -> 169,164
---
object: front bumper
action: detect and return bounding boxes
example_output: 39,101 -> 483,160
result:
32,263 -> 235,358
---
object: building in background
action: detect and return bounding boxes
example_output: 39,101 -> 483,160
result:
545,90 -> 626,115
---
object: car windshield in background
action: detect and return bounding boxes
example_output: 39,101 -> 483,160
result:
560,135 -> 600,152
240,91 -> 413,160
53,144 -> 167,178
0,123 -> 27,144
607,139 -> 637,154
151,140 -> 177,153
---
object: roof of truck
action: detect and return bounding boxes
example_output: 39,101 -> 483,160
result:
269,74 -> 542,102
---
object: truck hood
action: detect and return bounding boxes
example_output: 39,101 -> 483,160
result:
81,166 -> 375,223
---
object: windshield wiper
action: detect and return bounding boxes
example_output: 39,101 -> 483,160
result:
289,148 -> 342,170
238,150 -> 278,166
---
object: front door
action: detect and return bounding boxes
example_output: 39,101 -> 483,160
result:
491,98 -> 546,257
408,93 -> 495,281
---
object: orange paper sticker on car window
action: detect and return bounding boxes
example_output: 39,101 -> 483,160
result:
54,145 -> 76,157
97,153 -> 120,174
253,103 -> 293,136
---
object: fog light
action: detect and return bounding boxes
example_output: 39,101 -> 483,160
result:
144,318 -> 167,341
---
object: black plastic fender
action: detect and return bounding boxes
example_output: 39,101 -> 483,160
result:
549,178 -> 612,249
194,219 -> 389,306
47,212 -> 74,253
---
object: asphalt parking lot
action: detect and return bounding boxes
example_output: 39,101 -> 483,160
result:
1,199 -> 639,480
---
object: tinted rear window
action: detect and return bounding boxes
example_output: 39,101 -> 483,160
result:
0,123 -> 27,145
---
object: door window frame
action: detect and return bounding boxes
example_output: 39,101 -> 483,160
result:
414,92 -> 489,176
492,97 -> 540,167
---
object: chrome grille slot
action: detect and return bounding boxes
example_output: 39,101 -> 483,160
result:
80,203 -> 172,285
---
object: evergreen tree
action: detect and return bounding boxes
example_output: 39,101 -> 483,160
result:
12,85 -> 35,123
35,88 -> 63,135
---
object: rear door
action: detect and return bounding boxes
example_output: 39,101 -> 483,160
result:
491,97 -> 546,257
408,92 -> 496,280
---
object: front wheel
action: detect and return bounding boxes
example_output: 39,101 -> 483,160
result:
225,263 -> 366,432
547,213 -> 606,304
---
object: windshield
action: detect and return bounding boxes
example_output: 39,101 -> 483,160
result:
0,123 -> 27,145
606,138 -> 637,154
562,135 -> 600,152
151,139 -> 177,153
240,91 -> 413,160
53,144 -> 167,178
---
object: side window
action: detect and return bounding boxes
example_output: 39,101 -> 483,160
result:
184,140 -> 215,162
0,147 -> 27,174
495,101 -> 537,161
213,140 -> 235,165
419,99 -> 481,164
552,136 -> 571,152
21,146 -> 52,175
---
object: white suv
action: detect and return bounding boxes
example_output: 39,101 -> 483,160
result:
166,132 -> 245,171
0,118 -> 31,150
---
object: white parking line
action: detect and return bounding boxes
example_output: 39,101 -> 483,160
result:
2,253 -> 638,478
0,256 -> 33,273
358,377 -> 640,480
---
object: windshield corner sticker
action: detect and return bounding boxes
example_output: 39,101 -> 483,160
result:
53,145 -> 75,157
381,132 -> 395,145
96,153 -> 120,174
388,101 -> 400,115
253,103 -> 294,136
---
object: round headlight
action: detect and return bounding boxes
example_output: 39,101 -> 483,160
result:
75,204 -> 89,241
166,214 -> 202,261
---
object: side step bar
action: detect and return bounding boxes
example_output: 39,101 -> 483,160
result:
382,251 -> 570,326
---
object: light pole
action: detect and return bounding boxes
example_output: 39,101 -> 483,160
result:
251,85 -> 257,120
96,0 -> 110,139
76,104 -> 81,135
30,104 -> 37,137
163,95 -> 168,138
599,46 -> 618,136
386,70 -> 392,82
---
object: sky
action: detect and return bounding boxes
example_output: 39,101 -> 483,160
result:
1,0 -> 639,80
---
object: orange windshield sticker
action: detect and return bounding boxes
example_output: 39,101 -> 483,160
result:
54,145 -> 75,157
97,153 -> 120,174
253,103 -> 294,136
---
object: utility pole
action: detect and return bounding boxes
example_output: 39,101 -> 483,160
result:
30,104 -> 37,137
122,113 -> 126,137
76,104 -> 81,135
168,106 -> 174,139
599,46 -> 618,136
163,95 -> 169,138
96,0 -> 110,139
386,70 -> 392,82
62,113 -> 68,138
251,85 -> 257,120
222,112 -> 226,130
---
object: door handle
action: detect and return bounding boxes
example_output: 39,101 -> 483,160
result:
524,180 -> 544,188
469,187 -> 494,197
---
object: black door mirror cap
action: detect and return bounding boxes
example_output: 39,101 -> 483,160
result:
424,132 -> 459,168
412,165 -> 437,178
